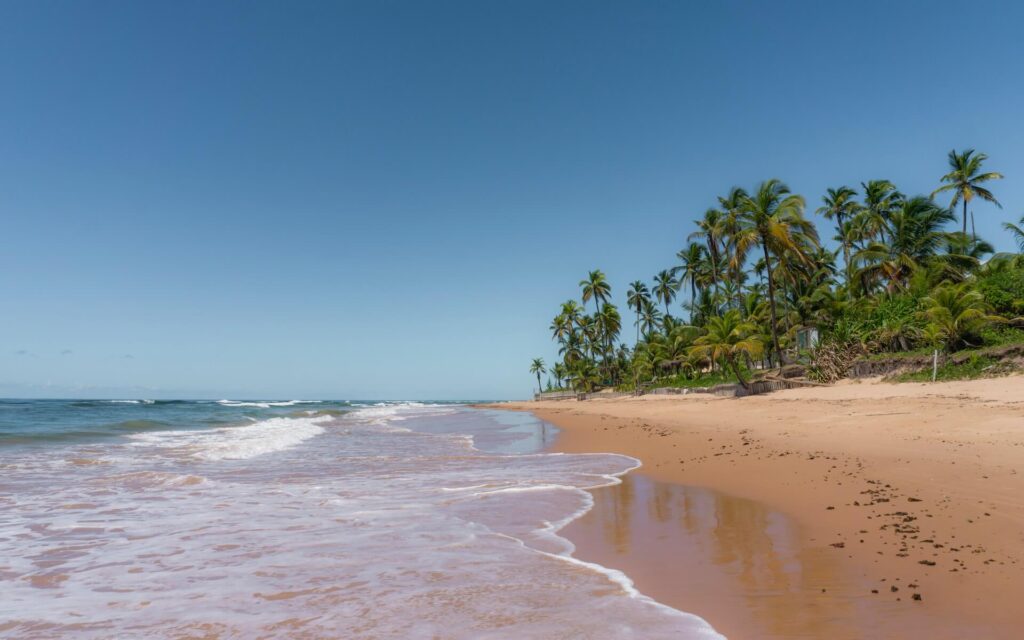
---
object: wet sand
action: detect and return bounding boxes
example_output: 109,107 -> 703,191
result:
481,375 -> 1024,639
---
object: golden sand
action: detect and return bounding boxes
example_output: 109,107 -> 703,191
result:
483,375 -> 1024,639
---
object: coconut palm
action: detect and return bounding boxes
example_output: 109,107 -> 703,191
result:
689,209 -> 727,301
673,243 -> 704,321
580,270 -> 611,314
626,281 -> 651,343
529,358 -> 546,395
853,196 -> 956,293
857,180 -> 904,245
639,297 -> 663,338
558,332 -> 585,370
597,303 -> 622,372
569,360 -> 601,393
718,187 -> 749,308
732,179 -> 818,365
689,310 -> 764,389
932,149 -> 1003,236
816,186 -> 860,290
551,362 -> 566,389
652,269 -> 680,320
921,282 -> 1000,350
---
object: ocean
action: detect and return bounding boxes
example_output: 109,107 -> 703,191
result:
0,399 -> 720,638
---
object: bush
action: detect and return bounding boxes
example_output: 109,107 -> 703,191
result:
976,268 -> 1024,316
979,325 -> 1024,347
837,293 -> 925,353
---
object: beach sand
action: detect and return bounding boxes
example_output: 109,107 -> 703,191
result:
482,375 -> 1024,639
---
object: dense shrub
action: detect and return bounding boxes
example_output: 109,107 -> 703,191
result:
976,268 -> 1024,316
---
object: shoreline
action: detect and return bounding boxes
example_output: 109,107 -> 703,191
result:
481,375 -> 1024,638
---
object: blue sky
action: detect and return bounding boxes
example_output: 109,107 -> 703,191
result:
2,1 -> 1022,399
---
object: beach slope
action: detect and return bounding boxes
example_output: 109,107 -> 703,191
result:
483,376 -> 1024,639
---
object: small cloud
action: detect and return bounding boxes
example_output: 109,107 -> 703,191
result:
123,354 -> 134,359
14,349 -> 29,356
61,349 -> 73,356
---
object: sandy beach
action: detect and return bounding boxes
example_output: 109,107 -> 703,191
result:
483,376 -> 1024,639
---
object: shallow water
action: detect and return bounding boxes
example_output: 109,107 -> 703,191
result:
0,401 -> 721,639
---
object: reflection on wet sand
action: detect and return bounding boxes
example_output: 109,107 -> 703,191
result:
564,473 -> 877,639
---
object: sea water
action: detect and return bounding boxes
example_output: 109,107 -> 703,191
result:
0,399 -> 721,638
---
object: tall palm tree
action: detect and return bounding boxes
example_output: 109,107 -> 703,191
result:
932,149 -> 1003,235
626,281 -> 650,344
551,362 -> 566,389
529,358 -> 546,394
639,297 -> 663,338
718,187 -> 749,309
560,300 -> 583,327
652,269 -> 680,320
673,243 -> 704,321
579,270 -> 611,314
558,332 -> 585,370
733,179 -> 818,365
853,196 -> 955,293
858,180 -> 903,242
578,315 -> 604,366
689,310 -> 764,389
816,186 -> 860,291
689,209 -> 727,302
598,303 -> 622,382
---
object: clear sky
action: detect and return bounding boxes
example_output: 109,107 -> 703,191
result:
2,0 -> 1022,400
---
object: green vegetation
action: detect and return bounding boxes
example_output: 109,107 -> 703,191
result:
889,354 -> 1016,383
531,148 -> 1024,392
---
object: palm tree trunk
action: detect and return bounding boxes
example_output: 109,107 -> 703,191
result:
838,213 -> 852,298
962,198 -> 968,236
708,242 -> 720,308
761,242 -> 784,366
536,372 -> 542,395
690,278 -> 697,323
727,355 -> 750,390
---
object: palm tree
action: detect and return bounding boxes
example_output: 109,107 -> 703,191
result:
689,310 -> 764,389
652,269 -> 680,320
560,300 -> 583,328
858,180 -> 903,245
639,297 -> 663,338
689,209 -> 727,302
598,303 -> 622,373
673,244 -> 704,321
733,179 -> 818,365
921,283 -> 1000,351
816,186 -> 860,291
558,332 -> 585,370
580,270 -> 611,314
853,196 -> 956,293
932,149 -> 1003,236
1003,215 -> 1024,252
551,362 -> 566,389
529,358 -> 546,395
626,281 -> 650,344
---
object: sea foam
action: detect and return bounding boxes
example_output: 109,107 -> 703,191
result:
0,403 -> 721,639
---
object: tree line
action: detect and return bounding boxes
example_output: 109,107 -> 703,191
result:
531,149 -> 1024,394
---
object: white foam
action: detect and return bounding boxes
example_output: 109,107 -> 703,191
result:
216,399 -> 323,408
3,405 -> 721,639
129,415 -> 330,460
